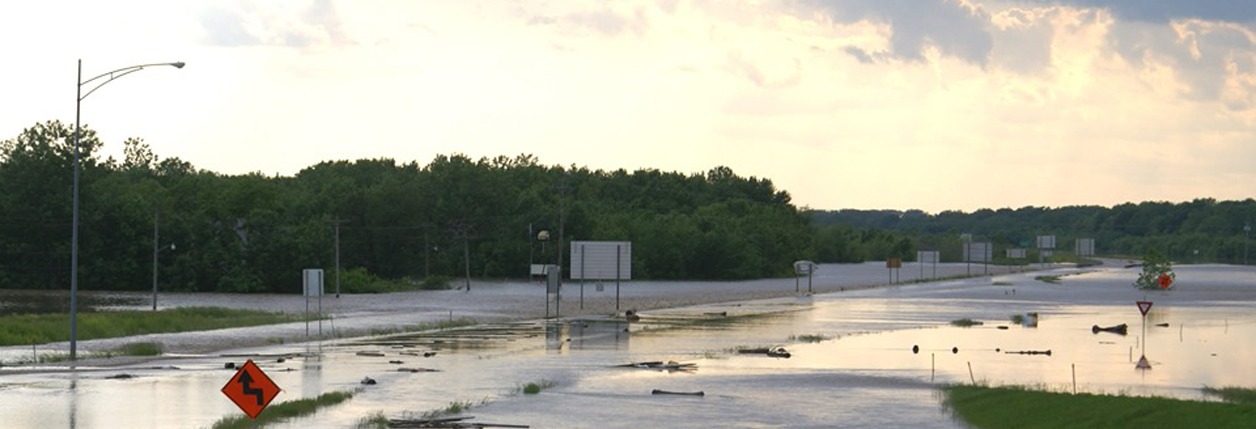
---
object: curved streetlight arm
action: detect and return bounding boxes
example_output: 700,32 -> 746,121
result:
79,62 -> 185,101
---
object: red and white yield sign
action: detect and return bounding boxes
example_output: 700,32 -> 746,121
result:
1136,301 -> 1154,317
222,359 -> 281,419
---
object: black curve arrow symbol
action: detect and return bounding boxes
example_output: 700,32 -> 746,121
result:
237,370 -> 265,406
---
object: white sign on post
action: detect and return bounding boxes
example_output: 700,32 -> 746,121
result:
570,241 -> 632,280
303,269 -> 324,296
302,269 -> 324,337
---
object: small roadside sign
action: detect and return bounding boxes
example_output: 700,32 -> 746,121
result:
222,359 -> 281,419
1157,273 -> 1173,289
1136,301 -> 1153,317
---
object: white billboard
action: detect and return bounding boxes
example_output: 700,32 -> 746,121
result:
1037,235 -> 1056,249
963,242 -> 993,262
570,241 -> 632,280
302,269 -> 324,296
1006,248 -> 1027,259
1075,238 -> 1096,256
917,250 -> 940,264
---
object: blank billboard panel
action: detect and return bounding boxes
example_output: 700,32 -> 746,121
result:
917,250 -> 940,264
570,241 -> 632,280
1006,248 -> 1027,259
963,242 -> 993,262
1034,235 -> 1055,249
1075,238 -> 1096,256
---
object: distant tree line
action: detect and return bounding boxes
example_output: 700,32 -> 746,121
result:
811,200 -> 1256,265
1,121 -> 815,293
4,121 -> 1252,294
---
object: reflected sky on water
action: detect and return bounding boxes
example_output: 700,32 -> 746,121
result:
0,263 -> 1253,428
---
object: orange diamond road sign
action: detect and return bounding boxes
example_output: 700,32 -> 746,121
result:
222,359 -> 281,419
1136,301 -> 1153,317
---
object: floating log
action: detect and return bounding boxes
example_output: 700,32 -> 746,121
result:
615,360 -> 697,371
652,389 -> 705,396
1004,350 -> 1052,356
361,376 -> 377,385
397,367 -> 440,373
388,415 -> 530,428
1091,324 -> 1128,335
357,351 -> 387,357
737,346 -> 791,358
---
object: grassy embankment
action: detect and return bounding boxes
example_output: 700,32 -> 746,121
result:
944,385 -> 1256,429
210,390 -> 355,429
0,307 -> 303,346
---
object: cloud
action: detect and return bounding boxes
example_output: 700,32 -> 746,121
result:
526,4 -> 651,38
199,0 -> 350,48
806,0 -> 994,65
1037,1 -> 1256,23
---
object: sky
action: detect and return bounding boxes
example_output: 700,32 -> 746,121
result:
2,0 -> 1255,213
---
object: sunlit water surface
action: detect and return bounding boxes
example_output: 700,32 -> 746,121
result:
1,264 -> 1253,428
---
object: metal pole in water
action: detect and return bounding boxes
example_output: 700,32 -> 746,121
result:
1072,364 -> 1076,394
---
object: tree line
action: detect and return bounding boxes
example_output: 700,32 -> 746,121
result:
4,121 -> 1252,294
811,200 -> 1256,264
1,121 -> 815,293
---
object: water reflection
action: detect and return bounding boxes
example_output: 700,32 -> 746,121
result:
1,264 -> 1254,428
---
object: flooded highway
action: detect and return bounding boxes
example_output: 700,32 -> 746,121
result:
1,262 -> 1253,428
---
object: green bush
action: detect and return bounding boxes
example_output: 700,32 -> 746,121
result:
419,275 -> 452,291
339,267 -> 412,293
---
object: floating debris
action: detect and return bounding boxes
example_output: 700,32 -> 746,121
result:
737,346 -> 791,358
357,351 -> 387,357
616,360 -> 697,371
389,360 -> 404,364
1004,350 -> 1052,356
106,373 -> 136,380
361,376 -> 377,385
1092,324 -> 1128,335
651,389 -> 705,396
397,367 -> 441,373
387,415 -> 529,428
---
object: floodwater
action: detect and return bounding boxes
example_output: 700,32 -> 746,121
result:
0,263 -> 1254,428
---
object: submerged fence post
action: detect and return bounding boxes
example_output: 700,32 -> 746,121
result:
1072,363 -> 1077,394
968,361 -> 975,384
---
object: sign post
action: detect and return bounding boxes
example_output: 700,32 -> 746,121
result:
222,359 -> 281,419
1136,300 -> 1153,370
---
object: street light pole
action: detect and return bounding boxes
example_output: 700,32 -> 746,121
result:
71,59 -> 184,360
152,208 -> 175,311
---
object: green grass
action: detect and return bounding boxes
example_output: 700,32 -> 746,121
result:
412,399 -> 488,421
354,411 -> 390,429
789,333 -> 829,343
944,385 -> 1256,429
210,390 -> 355,429
365,317 -> 477,337
1204,386 -> 1256,404
1034,275 -> 1062,284
0,307 -> 302,346
518,379 -> 556,395
950,318 -> 983,327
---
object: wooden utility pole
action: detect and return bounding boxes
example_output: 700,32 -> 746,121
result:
329,217 -> 349,297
